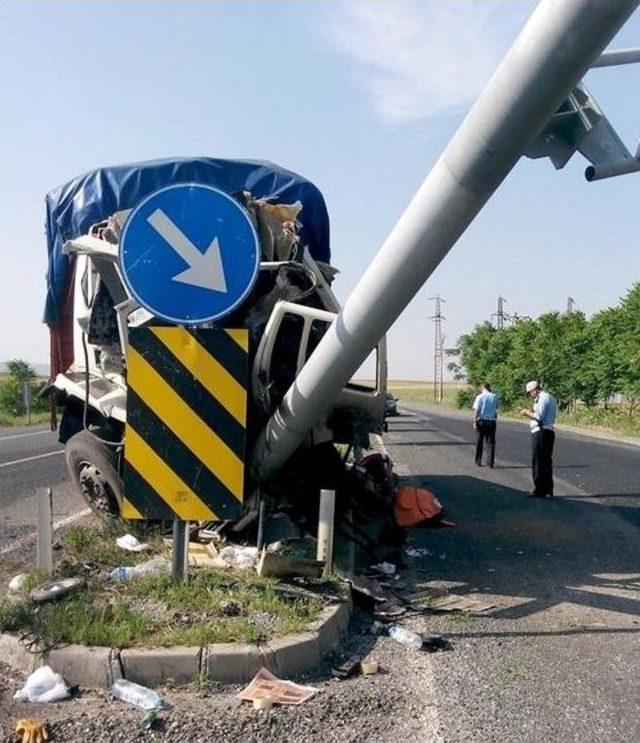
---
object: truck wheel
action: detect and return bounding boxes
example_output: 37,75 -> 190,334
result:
65,430 -> 123,522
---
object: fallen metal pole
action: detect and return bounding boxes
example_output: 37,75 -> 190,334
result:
253,0 -> 639,480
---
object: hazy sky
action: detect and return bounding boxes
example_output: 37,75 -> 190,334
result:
1,1 -> 638,379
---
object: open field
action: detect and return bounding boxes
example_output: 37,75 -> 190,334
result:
389,381 -> 640,440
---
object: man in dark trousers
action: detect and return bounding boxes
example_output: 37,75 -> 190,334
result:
472,382 -> 499,467
520,380 -> 557,498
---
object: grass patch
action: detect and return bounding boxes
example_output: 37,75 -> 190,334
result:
389,382 -> 463,408
445,610 -> 473,626
0,411 -> 51,427
504,666 -> 525,681
0,525 -> 322,648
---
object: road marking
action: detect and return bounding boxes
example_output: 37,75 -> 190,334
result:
0,450 -> 64,468
147,208 -> 228,292
0,508 -> 92,557
0,430 -> 51,442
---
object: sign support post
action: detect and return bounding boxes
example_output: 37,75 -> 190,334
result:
172,518 -> 189,581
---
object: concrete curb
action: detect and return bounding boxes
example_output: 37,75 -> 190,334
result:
0,600 -> 351,688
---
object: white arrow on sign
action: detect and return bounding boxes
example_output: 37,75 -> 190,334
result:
147,208 -> 228,293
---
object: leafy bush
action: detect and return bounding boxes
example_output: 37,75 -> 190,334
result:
0,360 -> 49,418
455,387 -> 476,409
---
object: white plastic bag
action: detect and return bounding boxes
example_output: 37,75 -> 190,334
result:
8,573 -> 28,592
13,665 -> 70,703
116,534 -> 149,552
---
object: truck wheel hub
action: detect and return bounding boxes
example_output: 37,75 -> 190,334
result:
78,463 -> 118,518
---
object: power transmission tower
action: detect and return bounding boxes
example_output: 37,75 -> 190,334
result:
492,296 -> 507,330
429,295 -> 446,403
566,296 -> 575,313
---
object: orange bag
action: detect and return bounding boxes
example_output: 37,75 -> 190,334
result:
394,486 -> 442,527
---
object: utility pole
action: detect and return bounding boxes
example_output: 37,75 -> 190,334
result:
429,295 -> 446,403
492,296 -> 507,330
567,296 -> 575,313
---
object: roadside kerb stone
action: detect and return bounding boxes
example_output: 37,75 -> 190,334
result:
264,631 -> 322,678
0,633 -> 39,675
308,604 -> 341,656
202,642 -> 273,683
45,645 -> 115,688
121,646 -> 201,687
0,596 -> 351,686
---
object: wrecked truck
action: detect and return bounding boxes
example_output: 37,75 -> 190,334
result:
44,157 -> 390,539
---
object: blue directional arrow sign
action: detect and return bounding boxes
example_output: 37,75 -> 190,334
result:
119,184 -> 260,324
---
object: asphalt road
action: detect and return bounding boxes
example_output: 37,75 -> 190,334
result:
0,423 -> 83,551
385,404 -> 640,743
1,409 -> 639,741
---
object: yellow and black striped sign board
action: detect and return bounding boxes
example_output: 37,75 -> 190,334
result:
122,326 -> 248,521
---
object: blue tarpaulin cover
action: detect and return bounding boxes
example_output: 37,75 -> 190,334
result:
44,157 -> 330,325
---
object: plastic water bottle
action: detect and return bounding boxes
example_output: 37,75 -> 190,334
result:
107,558 -> 170,582
112,679 -> 164,710
388,624 -> 424,650
107,566 -> 134,582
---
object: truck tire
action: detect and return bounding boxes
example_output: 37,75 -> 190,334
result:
65,430 -> 123,522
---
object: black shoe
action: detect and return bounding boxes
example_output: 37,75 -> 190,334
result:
476,462 -> 482,467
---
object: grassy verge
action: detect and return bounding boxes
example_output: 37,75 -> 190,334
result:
0,525 -> 322,648
389,382 -> 640,439
389,382 -> 464,407
0,411 -> 51,427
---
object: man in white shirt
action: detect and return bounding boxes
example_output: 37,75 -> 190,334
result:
520,380 -> 557,498
472,382 -> 499,468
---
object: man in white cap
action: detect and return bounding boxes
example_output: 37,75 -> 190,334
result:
521,381 -> 557,498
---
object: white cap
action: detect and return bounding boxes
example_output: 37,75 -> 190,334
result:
525,380 -> 539,393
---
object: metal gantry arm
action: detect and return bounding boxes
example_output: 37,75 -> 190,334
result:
253,0 -> 640,481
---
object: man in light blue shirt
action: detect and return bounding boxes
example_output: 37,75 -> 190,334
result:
472,382 -> 499,468
520,380 -> 557,498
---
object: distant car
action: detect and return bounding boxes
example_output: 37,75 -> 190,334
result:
384,393 -> 399,417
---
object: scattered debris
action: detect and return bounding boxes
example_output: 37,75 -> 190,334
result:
116,534 -> 149,552
106,557 -> 171,582
218,600 -> 242,617
14,718 -> 49,743
394,486 -> 443,527
422,634 -> 453,653
405,546 -> 432,558
369,562 -> 396,576
373,600 -> 407,619
360,659 -> 379,675
111,679 -> 165,711
262,512 -> 300,544
388,624 -> 424,650
213,545 -> 259,571
142,710 -> 159,730
30,576 -> 85,604
237,667 -> 318,705
257,550 -> 324,579
346,574 -> 388,610
430,594 -> 496,615
8,573 -> 28,592
332,656 -> 361,680
14,666 -> 70,703
187,542 -> 218,568
253,697 -> 274,711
